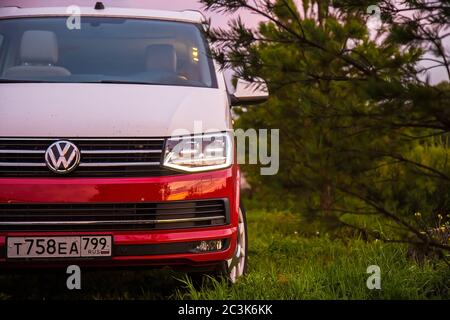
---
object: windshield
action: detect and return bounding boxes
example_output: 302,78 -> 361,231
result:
0,17 -> 217,88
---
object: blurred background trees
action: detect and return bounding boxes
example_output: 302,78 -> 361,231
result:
201,0 -> 450,257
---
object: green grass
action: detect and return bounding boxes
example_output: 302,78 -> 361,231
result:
0,210 -> 448,300
176,211 -> 449,299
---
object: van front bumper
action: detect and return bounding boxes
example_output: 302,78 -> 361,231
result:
0,166 -> 240,269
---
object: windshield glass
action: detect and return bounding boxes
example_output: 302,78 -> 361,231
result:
0,17 -> 217,88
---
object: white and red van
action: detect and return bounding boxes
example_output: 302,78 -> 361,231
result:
0,4 -> 268,282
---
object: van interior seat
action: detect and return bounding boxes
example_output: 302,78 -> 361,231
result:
132,44 -> 179,82
145,44 -> 177,74
4,30 -> 71,78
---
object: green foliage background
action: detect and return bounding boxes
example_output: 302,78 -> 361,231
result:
203,0 -> 450,248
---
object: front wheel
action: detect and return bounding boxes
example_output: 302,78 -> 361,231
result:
188,204 -> 248,285
221,204 -> 248,283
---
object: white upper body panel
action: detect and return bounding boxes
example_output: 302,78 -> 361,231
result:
0,6 -> 232,138
0,83 -> 231,137
0,6 -> 205,24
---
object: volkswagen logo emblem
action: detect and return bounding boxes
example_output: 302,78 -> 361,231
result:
45,140 -> 80,174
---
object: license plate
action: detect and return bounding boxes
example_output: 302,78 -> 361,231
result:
6,236 -> 112,259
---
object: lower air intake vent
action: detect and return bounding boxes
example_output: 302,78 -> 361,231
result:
0,199 -> 229,231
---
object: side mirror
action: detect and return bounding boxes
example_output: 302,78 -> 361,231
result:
230,78 -> 269,107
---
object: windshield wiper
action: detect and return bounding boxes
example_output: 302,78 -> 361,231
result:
0,79 -> 52,83
97,80 -> 158,85
0,79 -> 159,85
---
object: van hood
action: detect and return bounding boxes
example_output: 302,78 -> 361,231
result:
0,83 -> 231,137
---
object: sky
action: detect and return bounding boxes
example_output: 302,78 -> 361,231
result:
1,0 -> 448,83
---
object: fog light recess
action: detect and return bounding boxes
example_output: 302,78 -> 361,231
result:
193,240 -> 224,253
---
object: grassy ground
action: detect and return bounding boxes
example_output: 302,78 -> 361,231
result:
0,210 -> 448,300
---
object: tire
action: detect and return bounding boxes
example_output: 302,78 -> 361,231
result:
187,203 -> 248,285
219,203 -> 248,283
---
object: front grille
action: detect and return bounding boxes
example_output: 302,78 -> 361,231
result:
0,138 -> 179,177
0,199 -> 229,232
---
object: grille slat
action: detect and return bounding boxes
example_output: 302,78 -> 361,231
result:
0,212 -> 226,219
0,199 -> 229,231
0,203 -> 224,212
0,138 -> 180,177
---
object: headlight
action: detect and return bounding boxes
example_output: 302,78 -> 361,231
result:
163,132 -> 233,172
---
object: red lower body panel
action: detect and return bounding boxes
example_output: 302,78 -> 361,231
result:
0,165 -> 240,270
